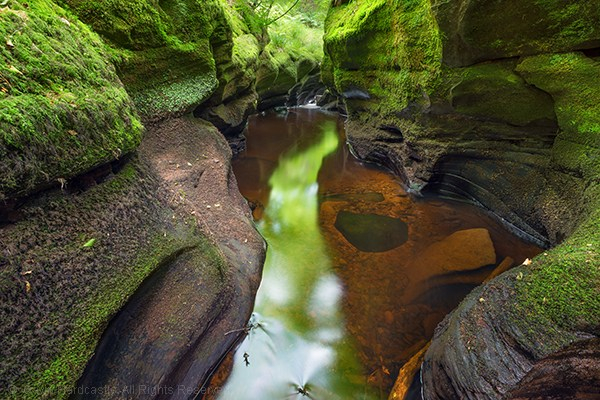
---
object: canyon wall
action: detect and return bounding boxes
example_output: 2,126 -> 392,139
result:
323,1 -> 599,398
0,1 -> 318,398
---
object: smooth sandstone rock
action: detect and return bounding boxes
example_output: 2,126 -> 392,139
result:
416,228 -> 496,274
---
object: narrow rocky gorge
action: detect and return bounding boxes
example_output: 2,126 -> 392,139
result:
1,0 -> 598,399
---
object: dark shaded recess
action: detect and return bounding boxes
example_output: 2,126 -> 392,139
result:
404,369 -> 423,400
507,338 -> 600,400
334,210 -> 408,252
0,156 -> 131,227
287,74 -> 324,106
583,47 -> 600,58
378,124 -> 404,142
321,192 -> 385,203
425,264 -> 497,287
410,282 -> 479,309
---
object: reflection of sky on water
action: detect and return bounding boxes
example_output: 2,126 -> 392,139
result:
218,123 -> 376,400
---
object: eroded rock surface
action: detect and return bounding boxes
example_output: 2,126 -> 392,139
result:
323,1 -> 600,398
73,118 -> 265,400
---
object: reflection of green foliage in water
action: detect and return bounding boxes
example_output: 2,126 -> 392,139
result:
218,121 -> 377,399
256,121 -> 339,333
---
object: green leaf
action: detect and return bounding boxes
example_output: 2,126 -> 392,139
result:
82,238 -> 96,248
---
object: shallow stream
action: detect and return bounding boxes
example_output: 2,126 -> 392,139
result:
213,108 -> 541,399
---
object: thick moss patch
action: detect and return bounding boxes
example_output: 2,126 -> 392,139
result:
58,0 -> 245,119
323,0 -> 442,116
0,0 -> 142,200
515,208 -> 600,338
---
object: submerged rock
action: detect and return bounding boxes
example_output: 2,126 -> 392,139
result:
334,211 -> 408,252
416,228 -> 496,274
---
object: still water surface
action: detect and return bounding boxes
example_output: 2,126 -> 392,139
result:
215,108 -> 540,399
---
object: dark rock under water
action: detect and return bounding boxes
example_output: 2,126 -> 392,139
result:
334,211 -> 409,252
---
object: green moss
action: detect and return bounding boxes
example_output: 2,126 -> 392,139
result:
0,0 -> 142,200
516,53 -> 600,179
254,3 -> 325,103
59,0 -> 245,119
20,237 -> 222,400
118,45 -> 218,118
510,52 -> 600,355
1,160 -> 226,399
448,61 -> 557,126
323,0 -> 442,116
233,34 -> 261,66
514,205 -> 600,337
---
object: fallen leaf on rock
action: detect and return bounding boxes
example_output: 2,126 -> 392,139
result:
522,258 -> 532,265
516,271 -> 524,280
8,65 -> 22,75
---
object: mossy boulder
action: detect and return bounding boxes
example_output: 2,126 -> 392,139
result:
58,0 -> 251,119
432,0 -> 600,66
422,205 -> 600,399
0,0 -> 142,200
0,116 -> 266,400
0,158 -> 205,399
419,53 -> 600,399
323,0 -> 442,117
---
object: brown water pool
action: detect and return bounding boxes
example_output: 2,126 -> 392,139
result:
211,108 -> 541,400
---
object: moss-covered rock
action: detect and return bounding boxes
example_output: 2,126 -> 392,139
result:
449,61 -> 557,127
0,0 -> 142,200
0,116 -> 266,400
517,53 -> 600,180
57,0 -> 235,119
432,0 -> 600,67
255,3 -> 326,109
0,157 -> 203,399
323,0 -> 442,117
323,1 -> 600,398
208,32 -> 262,106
